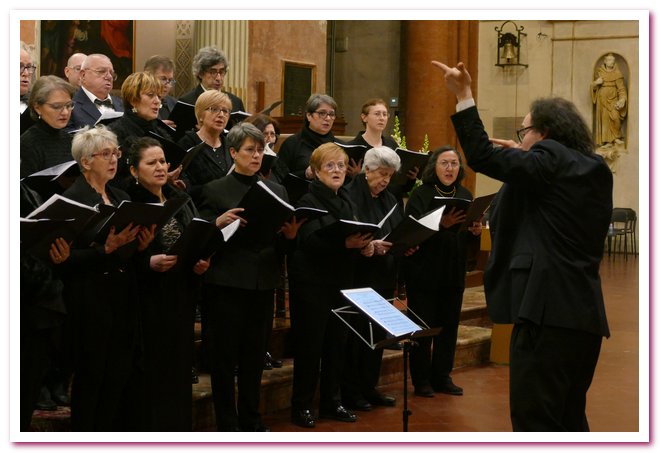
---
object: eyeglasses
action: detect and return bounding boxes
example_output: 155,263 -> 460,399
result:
20,64 -> 37,74
206,68 -> 227,77
44,101 -> 75,112
89,68 -> 118,81
239,145 -> 265,155
438,160 -> 460,169
206,106 -> 231,116
321,161 -> 346,172
516,125 -> 535,142
91,148 -> 122,160
314,110 -> 337,120
158,76 -> 176,86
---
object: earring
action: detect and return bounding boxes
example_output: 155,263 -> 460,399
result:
135,175 -> 139,185
131,106 -> 137,113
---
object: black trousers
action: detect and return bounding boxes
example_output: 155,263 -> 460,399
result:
289,283 -> 348,412
509,322 -> 602,431
406,286 -> 464,388
204,285 -> 273,431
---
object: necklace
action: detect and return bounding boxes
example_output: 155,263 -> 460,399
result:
434,184 -> 456,197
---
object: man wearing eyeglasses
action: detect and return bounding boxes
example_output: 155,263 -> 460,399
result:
179,46 -> 245,119
64,53 -> 86,89
433,61 -> 612,432
67,53 -> 124,131
144,54 -> 178,126
20,46 -> 35,114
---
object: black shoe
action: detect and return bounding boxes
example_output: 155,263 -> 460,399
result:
366,392 -> 396,407
266,352 -> 283,368
291,409 -> 316,428
35,386 -> 57,411
319,405 -> 357,422
414,385 -> 435,398
263,355 -> 273,370
433,379 -> 463,396
344,397 -> 372,411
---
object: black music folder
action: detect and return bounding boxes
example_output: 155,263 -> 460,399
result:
383,205 -> 446,256
168,217 -> 240,269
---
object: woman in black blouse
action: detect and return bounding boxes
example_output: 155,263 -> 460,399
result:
125,136 -> 210,431
107,71 -> 173,188
20,75 -> 76,178
288,142 -> 374,428
402,146 -> 482,398
177,90 -> 233,204
196,123 -> 302,432
341,146 -> 406,411
345,98 -> 418,197
61,125 -> 154,431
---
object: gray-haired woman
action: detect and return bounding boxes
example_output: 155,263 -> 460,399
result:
61,125 -> 154,431
341,146 -> 407,411
271,93 -> 341,200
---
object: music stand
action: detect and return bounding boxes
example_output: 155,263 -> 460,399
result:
333,288 -> 441,432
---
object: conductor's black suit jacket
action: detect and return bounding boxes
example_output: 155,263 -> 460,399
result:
452,106 -> 611,338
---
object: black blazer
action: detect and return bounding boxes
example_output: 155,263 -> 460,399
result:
159,95 -> 178,121
452,106 -> 612,337
196,172 -> 287,290
20,120 -> 73,178
179,84 -> 245,113
67,87 -> 124,131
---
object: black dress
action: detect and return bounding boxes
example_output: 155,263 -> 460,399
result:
177,130 -> 232,206
61,176 -> 143,431
196,172 -> 288,431
20,120 -> 73,178
107,110 -> 174,189
341,174 -> 404,404
288,180 -> 360,414
125,182 -> 200,431
402,180 -> 477,391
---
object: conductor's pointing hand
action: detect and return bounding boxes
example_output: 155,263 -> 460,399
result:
431,61 -> 473,101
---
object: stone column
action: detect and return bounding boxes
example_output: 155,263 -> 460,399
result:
401,20 -> 479,192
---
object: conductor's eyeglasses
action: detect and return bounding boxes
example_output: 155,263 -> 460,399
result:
516,125 -> 535,142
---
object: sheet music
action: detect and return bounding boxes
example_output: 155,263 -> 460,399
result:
341,288 -> 422,337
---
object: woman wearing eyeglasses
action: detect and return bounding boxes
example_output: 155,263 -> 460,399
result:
61,125 -> 155,431
196,123 -> 303,432
402,146 -> 482,399
287,142 -> 374,428
20,76 -> 76,178
107,71 -> 174,189
176,90 -> 233,205
272,94 -> 340,202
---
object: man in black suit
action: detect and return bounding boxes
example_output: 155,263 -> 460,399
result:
67,53 -> 123,131
433,61 -> 612,431
179,46 -> 245,116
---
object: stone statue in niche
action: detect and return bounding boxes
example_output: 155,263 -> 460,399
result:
591,53 -> 628,170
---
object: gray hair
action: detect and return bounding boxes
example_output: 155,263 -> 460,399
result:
144,54 -> 174,73
81,53 -> 111,70
362,146 -> 401,173
192,46 -> 228,80
28,75 -> 76,120
226,122 -> 265,151
305,93 -> 338,114
71,125 -> 118,172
